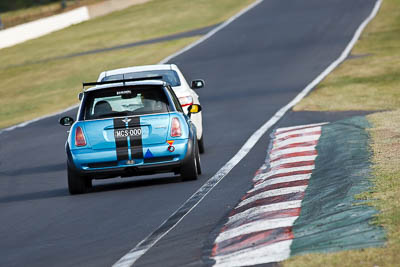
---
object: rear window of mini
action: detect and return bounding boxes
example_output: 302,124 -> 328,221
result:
83,86 -> 170,120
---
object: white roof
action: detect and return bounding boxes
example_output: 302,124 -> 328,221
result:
103,64 -> 173,77
85,80 -> 166,92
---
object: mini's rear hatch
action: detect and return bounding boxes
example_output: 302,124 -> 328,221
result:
82,85 -> 171,164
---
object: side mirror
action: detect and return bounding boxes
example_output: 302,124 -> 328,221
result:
191,79 -> 204,89
78,92 -> 83,100
59,116 -> 74,126
187,104 -> 202,118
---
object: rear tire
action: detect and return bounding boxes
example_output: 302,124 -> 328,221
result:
181,143 -> 199,181
198,135 -> 205,154
196,146 -> 202,175
68,164 -> 91,195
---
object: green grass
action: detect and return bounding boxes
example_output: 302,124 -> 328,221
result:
0,0 -> 255,129
293,0 -> 400,112
285,0 -> 400,266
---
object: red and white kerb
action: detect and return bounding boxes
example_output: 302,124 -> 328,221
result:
211,123 -> 327,267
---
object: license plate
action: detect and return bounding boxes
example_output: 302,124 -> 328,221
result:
114,127 -> 142,138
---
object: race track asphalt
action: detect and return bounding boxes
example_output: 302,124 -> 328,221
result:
0,0 -> 377,266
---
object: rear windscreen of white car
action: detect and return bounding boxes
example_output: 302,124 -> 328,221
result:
84,86 -> 170,120
102,70 -> 181,86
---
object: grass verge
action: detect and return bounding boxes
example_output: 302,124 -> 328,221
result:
293,0 -> 400,112
0,0 -> 255,129
286,0 -> 400,266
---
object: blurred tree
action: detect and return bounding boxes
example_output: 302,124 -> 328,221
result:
0,0 -> 61,13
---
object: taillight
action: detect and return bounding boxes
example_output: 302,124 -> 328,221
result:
171,117 -> 182,137
75,126 -> 87,147
178,96 -> 193,107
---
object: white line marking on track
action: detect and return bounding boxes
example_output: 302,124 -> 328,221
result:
227,200 -> 303,225
270,146 -> 316,160
250,174 -> 311,192
113,0 -> 382,265
273,135 -> 321,149
275,123 -> 328,134
213,240 -> 293,267
238,185 -> 308,208
269,155 -> 317,168
216,216 -> 298,243
275,126 -> 322,139
253,165 -> 315,182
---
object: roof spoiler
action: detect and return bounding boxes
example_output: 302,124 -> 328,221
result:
82,76 -> 164,88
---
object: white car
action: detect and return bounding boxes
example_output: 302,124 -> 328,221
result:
97,64 -> 205,153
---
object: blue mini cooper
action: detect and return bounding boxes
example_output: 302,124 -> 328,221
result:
59,77 -> 202,194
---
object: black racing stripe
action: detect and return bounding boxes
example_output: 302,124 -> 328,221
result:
128,117 -> 143,159
113,118 -> 129,161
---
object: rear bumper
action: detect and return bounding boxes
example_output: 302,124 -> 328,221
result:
67,137 -> 195,179
77,161 -> 182,179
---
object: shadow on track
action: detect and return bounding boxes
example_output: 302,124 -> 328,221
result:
0,175 -> 182,204
90,175 -> 182,193
0,163 -> 65,176
0,188 -> 69,204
